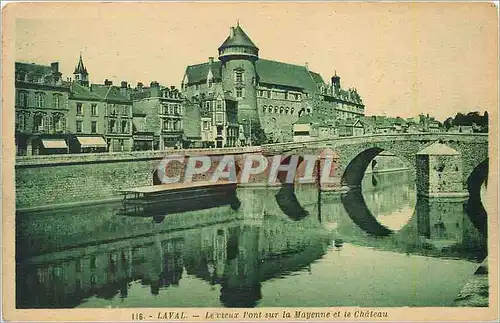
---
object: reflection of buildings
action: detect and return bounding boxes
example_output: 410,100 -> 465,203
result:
17,213 -> 331,308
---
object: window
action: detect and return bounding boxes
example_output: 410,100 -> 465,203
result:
174,105 -> 179,115
236,88 -> 243,98
91,121 -> 97,134
195,84 -> 199,90
215,113 -> 223,123
262,105 -> 267,113
52,94 -> 61,109
208,79 -> 213,88
235,71 -> 243,83
121,120 -> 128,133
35,93 -> 45,108
173,120 -> 180,130
122,105 -> 129,116
274,106 -> 278,114
267,91 -> 271,99
16,91 -> 28,107
203,121 -> 210,130
108,120 -> 116,133
290,108 -> 295,115
76,103 -> 83,115
216,100 -> 223,111
76,120 -> 83,133
91,104 -> 98,116
280,106 -> 284,114
284,92 -> 289,100
15,112 -> 27,131
294,93 -> 299,100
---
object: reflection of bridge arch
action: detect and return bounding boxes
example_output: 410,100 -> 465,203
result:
272,155 -> 310,221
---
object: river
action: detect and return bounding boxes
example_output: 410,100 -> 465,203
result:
15,171 -> 487,308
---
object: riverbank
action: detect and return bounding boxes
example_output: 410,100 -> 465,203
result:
453,258 -> 489,307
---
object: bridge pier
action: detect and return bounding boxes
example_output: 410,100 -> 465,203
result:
416,142 -> 469,198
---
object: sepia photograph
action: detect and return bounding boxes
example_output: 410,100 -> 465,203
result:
2,2 -> 498,322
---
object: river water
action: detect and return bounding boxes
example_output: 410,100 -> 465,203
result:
15,171 -> 487,308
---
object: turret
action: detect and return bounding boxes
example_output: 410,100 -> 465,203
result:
331,71 -> 341,90
73,54 -> 89,86
218,23 -> 259,126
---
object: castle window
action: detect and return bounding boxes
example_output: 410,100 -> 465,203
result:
268,107 -> 272,113
285,107 -> 289,114
284,92 -> 289,100
262,105 -> 267,113
235,71 -> 244,84
274,106 -> 278,114
267,91 -> 271,99
236,88 -> 243,98
291,108 -> 295,115
208,79 -> 213,88
280,106 -> 284,114
216,100 -> 223,111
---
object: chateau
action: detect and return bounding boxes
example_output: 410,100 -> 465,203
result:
182,23 -> 365,144
14,23 -> 368,155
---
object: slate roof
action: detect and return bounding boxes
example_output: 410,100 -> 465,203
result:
90,84 -> 131,103
218,25 -> 258,50
184,58 -> 325,92
70,82 -> 101,101
15,62 -> 52,76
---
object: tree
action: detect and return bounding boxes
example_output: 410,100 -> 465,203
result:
443,117 -> 453,130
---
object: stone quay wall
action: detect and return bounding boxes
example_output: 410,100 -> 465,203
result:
15,147 -> 260,210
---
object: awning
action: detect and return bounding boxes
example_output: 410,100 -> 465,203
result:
76,136 -> 107,148
41,139 -> 68,149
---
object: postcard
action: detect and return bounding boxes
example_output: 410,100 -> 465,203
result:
2,2 -> 498,322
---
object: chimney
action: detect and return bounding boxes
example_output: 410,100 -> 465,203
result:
120,81 -> 128,97
230,27 -> 235,38
305,62 -> 309,70
104,79 -> 113,86
209,57 -> 214,65
150,81 -> 160,97
51,62 -> 59,73
137,82 -> 143,89
170,85 -> 175,90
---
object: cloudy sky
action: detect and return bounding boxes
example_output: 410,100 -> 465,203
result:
11,2 -> 498,120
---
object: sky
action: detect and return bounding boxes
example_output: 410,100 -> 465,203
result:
10,2 -> 498,121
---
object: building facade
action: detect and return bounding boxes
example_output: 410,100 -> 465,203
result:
15,61 -> 71,156
131,82 -> 184,150
182,23 -> 365,144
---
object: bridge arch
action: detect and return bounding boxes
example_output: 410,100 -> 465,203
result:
340,146 -> 414,188
466,158 -> 488,234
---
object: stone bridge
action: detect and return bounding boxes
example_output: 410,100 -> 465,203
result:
261,133 -> 489,196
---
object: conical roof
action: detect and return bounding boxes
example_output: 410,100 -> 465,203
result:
74,54 -> 88,75
218,25 -> 258,50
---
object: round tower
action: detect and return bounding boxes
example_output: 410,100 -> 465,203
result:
218,23 -> 259,125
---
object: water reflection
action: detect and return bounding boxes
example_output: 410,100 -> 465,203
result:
16,171 -> 487,308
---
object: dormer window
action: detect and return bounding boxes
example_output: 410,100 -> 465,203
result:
208,79 -> 213,88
